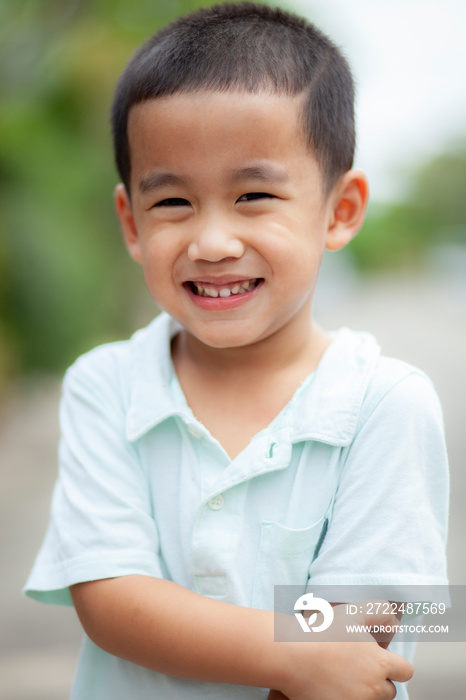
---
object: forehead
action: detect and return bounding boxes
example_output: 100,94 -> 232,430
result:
128,89 -> 306,140
126,91 -> 322,193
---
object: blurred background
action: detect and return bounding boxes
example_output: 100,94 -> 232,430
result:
0,0 -> 464,698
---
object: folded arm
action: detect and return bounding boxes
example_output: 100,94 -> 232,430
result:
71,576 -> 412,700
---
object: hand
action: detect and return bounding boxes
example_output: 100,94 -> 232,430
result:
273,601 -> 413,700
284,642 -> 412,700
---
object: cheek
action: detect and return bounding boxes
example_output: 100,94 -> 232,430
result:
263,225 -> 323,277
137,246 -> 173,302
140,230 -> 180,275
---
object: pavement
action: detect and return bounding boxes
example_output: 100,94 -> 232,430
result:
1,264 -> 465,699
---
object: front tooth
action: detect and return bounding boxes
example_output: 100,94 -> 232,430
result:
231,285 -> 240,294
205,288 -> 218,298
219,288 -> 231,298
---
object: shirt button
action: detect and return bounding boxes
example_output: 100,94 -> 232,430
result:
208,495 -> 225,510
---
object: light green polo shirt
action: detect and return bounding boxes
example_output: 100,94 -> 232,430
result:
24,312 -> 449,699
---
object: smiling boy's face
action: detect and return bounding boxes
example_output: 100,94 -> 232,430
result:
115,91 -> 367,351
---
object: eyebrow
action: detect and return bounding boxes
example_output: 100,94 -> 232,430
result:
228,165 -> 291,184
139,171 -> 187,194
138,164 -> 290,195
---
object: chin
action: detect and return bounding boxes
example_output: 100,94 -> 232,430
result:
198,334 -> 250,349
193,325 -> 262,350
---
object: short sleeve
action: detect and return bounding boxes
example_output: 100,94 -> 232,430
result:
308,370 -> 449,587
24,350 -> 164,606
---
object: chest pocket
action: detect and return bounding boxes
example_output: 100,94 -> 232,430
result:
252,516 -> 328,610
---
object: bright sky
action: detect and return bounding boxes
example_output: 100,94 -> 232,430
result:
292,0 -> 466,202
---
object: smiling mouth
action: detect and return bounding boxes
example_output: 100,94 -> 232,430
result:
187,278 -> 262,298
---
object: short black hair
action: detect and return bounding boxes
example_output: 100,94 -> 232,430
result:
111,2 -> 355,196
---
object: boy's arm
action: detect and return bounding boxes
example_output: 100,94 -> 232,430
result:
71,575 -> 412,700
267,602 -> 406,699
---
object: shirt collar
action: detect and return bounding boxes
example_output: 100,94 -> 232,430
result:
125,313 -> 185,442
126,313 -> 380,447
288,327 -> 380,446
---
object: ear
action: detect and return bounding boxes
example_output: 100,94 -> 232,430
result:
325,170 -> 369,252
114,184 -> 142,263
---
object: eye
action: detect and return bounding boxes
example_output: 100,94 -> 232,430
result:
154,198 -> 190,207
237,192 -> 275,202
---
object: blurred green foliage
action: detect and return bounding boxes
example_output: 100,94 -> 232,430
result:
0,0 -> 221,387
0,0 -> 465,387
351,145 -> 466,270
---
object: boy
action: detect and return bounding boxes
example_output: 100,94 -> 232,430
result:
24,3 -> 449,699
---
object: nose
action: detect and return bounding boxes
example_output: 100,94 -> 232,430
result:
187,215 -> 245,262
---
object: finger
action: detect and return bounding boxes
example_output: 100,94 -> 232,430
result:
384,679 -> 397,700
361,600 -> 400,647
386,652 -> 414,683
363,600 -> 399,628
